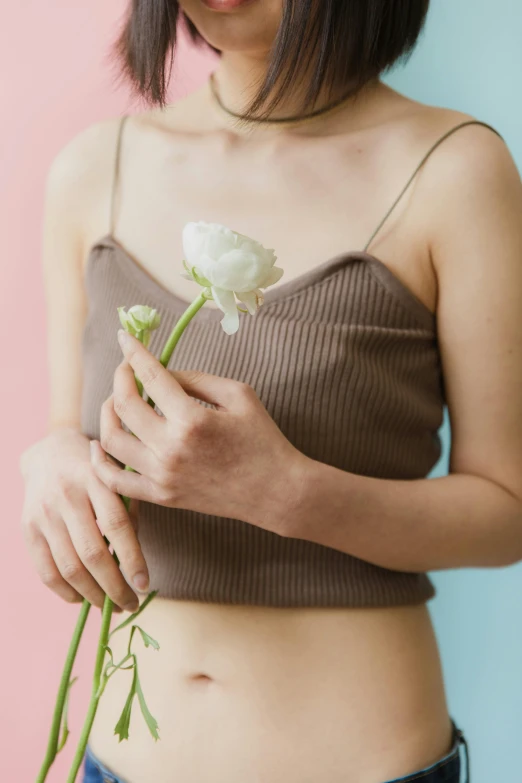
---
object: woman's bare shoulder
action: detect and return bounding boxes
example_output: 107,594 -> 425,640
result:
407,101 -> 513,208
47,115 -> 125,194
391,94 -> 497,147
48,84 -> 208,198
387,96 -> 512,225
45,85 -> 208,256
45,116 -> 126,251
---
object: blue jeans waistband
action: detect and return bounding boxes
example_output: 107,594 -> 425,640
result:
83,717 -> 470,783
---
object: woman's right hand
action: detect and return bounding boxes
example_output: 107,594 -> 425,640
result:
19,427 -> 148,613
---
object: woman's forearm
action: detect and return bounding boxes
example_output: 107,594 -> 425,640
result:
271,457 -> 522,571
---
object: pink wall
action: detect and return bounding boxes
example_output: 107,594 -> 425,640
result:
1,4 -> 215,779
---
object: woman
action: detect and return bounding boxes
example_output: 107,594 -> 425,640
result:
19,1 -> 522,782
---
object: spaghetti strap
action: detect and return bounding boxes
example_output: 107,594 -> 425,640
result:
363,119 -> 504,253
109,114 -> 129,236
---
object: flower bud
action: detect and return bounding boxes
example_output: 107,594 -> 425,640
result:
118,305 -> 161,346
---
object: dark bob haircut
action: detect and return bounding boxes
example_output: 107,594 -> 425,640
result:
113,0 -> 430,120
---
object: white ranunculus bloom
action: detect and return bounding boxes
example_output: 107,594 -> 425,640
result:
181,220 -> 284,335
117,305 -> 161,347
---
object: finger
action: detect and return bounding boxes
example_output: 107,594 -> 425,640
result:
60,489 -> 141,611
88,477 -> 150,594
170,368 -> 249,411
100,392 -> 158,472
90,439 -> 158,503
23,521 -> 84,605
128,497 -> 140,535
112,361 -> 166,445
41,511 -> 111,611
117,330 -> 189,420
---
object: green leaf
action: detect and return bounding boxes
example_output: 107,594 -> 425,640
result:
113,661 -> 138,743
134,667 -> 160,741
191,266 -> 211,287
104,651 -> 133,681
109,590 -> 159,639
56,675 -> 78,753
127,624 -> 139,657
135,625 -> 160,651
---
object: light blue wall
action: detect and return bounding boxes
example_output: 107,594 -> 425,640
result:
383,2 -> 522,780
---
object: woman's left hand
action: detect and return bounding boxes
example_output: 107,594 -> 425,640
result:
90,331 -> 308,536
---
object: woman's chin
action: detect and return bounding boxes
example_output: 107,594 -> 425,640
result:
180,0 -> 280,52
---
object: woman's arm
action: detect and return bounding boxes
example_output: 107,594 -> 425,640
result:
278,125 -> 522,572
20,121 -> 148,611
41,123 -> 110,433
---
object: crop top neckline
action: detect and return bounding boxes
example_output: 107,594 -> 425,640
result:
85,232 -> 437,331
89,116 -> 504,335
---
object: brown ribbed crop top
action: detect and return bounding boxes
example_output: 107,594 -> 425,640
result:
80,116 -> 503,607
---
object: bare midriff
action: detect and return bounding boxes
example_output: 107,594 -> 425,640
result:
88,598 -> 453,783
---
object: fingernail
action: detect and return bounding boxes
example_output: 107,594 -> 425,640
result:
133,572 -> 149,591
124,601 -> 139,613
118,329 -> 130,346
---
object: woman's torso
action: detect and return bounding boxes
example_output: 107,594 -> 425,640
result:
89,599 -> 451,783
83,82 -> 467,782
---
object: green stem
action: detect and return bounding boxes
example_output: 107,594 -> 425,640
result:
160,292 -> 209,367
146,292 -> 209,411
35,599 -> 91,783
64,504 -> 131,782
56,293 -> 207,781
66,591 -> 116,783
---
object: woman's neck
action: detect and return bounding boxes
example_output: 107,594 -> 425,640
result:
205,52 -> 386,140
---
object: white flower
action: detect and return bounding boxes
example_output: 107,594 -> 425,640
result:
181,221 -> 284,335
118,305 -> 161,347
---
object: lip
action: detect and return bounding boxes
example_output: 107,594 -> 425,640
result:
200,0 -> 257,10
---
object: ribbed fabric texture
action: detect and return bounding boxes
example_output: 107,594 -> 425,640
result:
80,117 -> 503,608
81,235 -> 444,607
